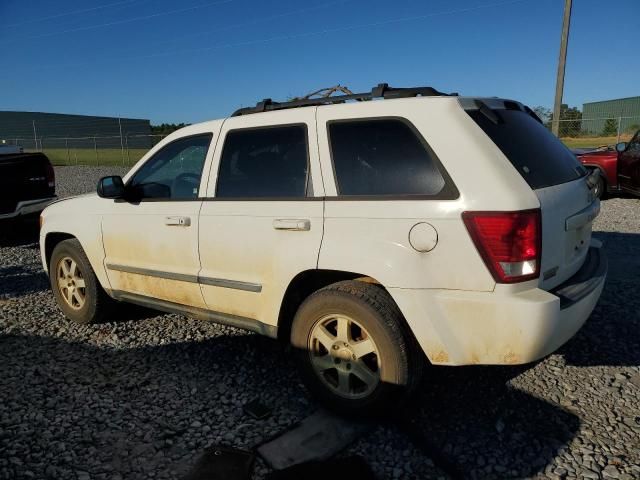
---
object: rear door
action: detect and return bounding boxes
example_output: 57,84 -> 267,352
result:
198,108 -> 324,328
466,102 -> 596,290
618,130 -> 640,194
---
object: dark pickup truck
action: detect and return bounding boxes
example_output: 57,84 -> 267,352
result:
0,151 -> 56,221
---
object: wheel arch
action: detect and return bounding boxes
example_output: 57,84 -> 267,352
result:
44,232 -> 76,270
44,231 -> 112,293
277,269 -> 394,343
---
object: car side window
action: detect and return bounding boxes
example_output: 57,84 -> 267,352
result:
129,134 -> 212,200
627,131 -> 640,153
215,125 -> 309,198
328,118 -> 447,196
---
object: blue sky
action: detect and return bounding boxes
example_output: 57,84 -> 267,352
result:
1,0 -> 638,124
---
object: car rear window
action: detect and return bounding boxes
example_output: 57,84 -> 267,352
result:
466,108 -> 586,189
328,118 -> 456,197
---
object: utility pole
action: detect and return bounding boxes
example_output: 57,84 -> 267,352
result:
551,0 -> 572,137
32,120 -> 38,150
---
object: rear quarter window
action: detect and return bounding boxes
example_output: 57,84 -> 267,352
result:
328,118 -> 457,198
467,108 -> 585,189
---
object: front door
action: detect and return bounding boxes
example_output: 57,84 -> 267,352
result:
619,130 -> 640,194
102,133 -> 214,308
198,108 -> 325,329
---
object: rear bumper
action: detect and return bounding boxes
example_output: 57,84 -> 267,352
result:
390,241 -> 607,366
0,197 -> 57,220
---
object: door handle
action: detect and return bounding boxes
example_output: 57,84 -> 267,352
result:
165,216 -> 191,227
273,219 -> 311,231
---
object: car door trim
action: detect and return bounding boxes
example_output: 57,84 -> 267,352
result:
198,276 -> 262,292
105,263 -> 262,292
110,290 -> 276,337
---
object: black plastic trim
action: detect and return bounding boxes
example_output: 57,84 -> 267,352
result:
106,263 -> 262,292
111,290 -> 277,338
551,246 -> 607,309
231,83 -> 454,117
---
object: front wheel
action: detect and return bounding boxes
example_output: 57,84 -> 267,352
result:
593,171 -> 606,199
49,239 -> 114,324
290,281 -> 423,415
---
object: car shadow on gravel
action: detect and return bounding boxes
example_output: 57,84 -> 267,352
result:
560,232 -> 640,368
394,364 -> 580,479
0,218 -> 40,248
0,265 -> 49,298
0,331 -> 581,480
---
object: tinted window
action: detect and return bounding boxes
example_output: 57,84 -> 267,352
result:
129,134 -> 212,199
216,125 -> 309,198
328,119 -> 446,196
467,109 -> 585,189
627,130 -> 640,153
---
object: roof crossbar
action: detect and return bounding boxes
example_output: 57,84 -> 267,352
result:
231,83 -> 455,117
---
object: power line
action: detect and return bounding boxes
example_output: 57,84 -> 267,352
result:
3,0 -> 148,28
2,0 -> 236,44
0,0 -> 530,75
142,0 -> 531,60
153,0 -> 350,47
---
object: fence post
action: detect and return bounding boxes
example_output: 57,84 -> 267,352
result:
66,138 -> 70,165
118,117 -> 125,166
125,134 -> 130,165
32,121 -> 38,151
94,136 -> 98,165
616,116 -> 622,144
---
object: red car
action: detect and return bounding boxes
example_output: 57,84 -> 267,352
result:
574,130 -> 640,198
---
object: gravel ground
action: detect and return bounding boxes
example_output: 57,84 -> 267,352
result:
0,166 -> 639,479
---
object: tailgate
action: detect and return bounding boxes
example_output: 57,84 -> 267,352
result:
0,153 -> 54,203
536,177 -> 599,290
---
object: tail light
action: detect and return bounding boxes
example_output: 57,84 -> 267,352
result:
462,209 -> 541,283
45,162 -> 55,188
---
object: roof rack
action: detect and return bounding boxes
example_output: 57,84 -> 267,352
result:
231,83 -> 456,117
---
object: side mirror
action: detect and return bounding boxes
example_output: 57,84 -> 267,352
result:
615,142 -> 627,153
97,175 -> 125,199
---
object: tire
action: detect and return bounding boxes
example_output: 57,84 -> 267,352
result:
49,238 -> 114,324
290,280 -> 423,416
593,174 -> 606,199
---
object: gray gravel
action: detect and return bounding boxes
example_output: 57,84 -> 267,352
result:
0,166 -> 639,479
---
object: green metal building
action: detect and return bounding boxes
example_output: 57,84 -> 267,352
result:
0,111 -> 151,149
582,96 -> 640,136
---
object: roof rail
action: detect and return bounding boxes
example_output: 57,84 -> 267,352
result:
231,83 -> 456,117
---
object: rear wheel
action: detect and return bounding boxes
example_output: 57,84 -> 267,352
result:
49,239 -> 114,324
291,281 -> 422,415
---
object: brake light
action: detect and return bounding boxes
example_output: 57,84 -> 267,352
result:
462,209 -> 541,283
45,162 -> 55,188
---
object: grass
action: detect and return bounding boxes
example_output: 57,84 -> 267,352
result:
32,148 -> 150,166
560,133 -> 632,149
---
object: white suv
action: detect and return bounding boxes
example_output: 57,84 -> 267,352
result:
39,84 -> 607,413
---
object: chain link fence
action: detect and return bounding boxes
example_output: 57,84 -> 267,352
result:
5,134 -> 167,166
551,115 -> 640,150
0,114 -> 166,166
5,112 -> 640,166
